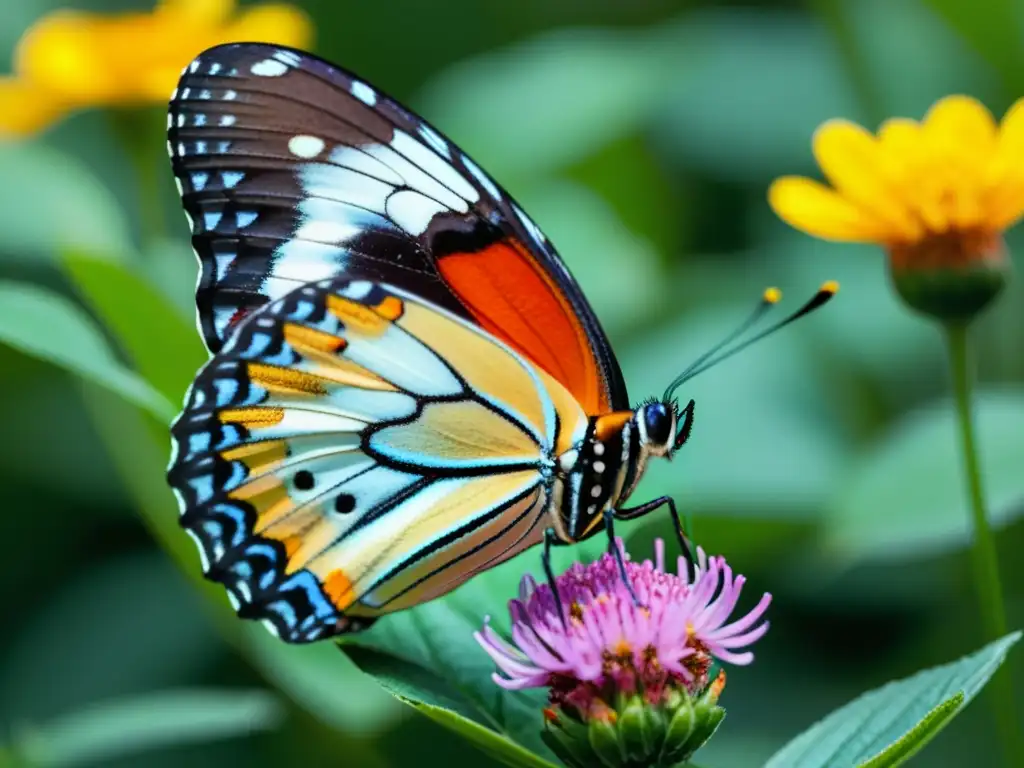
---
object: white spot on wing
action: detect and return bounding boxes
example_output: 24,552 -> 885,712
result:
289,134 -> 325,158
328,145 -> 403,186
274,49 -> 302,66
386,190 -> 447,236
251,58 -> 288,77
219,114 -> 236,126
273,239 -> 347,280
237,210 -> 258,229
203,211 -> 223,230
514,204 -> 546,244
390,131 -> 479,204
294,218 -> 360,244
342,281 -> 373,299
221,171 -> 244,189
351,81 -> 376,105
418,124 -> 450,158
298,163 -> 393,215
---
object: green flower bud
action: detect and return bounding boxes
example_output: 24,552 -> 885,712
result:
888,232 -> 1010,323
540,674 -> 729,768
588,713 -> 625,767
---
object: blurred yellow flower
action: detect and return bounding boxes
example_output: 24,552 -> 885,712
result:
769,96 -> 1024,256
0,0 -> 312,136
770,95 -> 1021,319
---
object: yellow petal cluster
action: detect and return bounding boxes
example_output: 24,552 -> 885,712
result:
0,0 -> 312,136
769,95 -> 1024,247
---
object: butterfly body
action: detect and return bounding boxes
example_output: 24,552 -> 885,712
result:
167,43 -> 690,643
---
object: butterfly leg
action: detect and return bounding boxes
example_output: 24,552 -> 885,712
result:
542,528 -> 569,631
614,496 -> 695,582
603,508 -> 644,608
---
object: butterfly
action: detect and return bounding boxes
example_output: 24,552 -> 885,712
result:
166,43 -> 835,643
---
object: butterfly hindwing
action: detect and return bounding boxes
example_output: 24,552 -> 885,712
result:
167,278 -> 587,641
168,43 -> 627,413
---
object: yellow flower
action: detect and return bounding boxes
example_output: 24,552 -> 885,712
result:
0,0 -> 312,136
770,95 -> 1020,321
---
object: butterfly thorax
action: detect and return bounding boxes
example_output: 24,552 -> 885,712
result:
554,402 -> 676,542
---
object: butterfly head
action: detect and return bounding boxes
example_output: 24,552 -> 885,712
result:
635,398 -> 694,460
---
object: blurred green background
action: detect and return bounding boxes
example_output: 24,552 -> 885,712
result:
2,0 -> 1024,766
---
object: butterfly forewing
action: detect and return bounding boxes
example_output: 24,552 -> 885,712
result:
167,277 -> 588,641
168,43 -> 627,413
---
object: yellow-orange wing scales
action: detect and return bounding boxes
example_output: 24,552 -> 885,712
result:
167,278 -> 588,642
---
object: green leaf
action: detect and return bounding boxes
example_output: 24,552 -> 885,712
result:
340,545 -> 607,766
765,632 -> 1021,768
13,689 -> 282,767
854,693 -> 963,768
61,250 -> 206,404
419,28 -> 674,182
0,282 -> 174,422
921,0 -> 1024,94
0,142 -> 131,261
348,647 -> 558,768
826,389 -> 1024,562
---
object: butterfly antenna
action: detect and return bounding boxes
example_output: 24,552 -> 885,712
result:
661,287 -> 782,401
664,281 -> 838,401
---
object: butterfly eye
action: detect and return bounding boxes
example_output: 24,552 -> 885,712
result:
642,403 -> 673,447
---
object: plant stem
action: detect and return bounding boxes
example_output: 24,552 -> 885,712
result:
944,322 -> 1021,763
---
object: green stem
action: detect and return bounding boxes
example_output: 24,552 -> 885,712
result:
108,108 -> 167,250
944,323 -> 1021,763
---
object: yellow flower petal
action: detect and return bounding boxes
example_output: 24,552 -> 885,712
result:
921,95 -> 997,230
768,176 -> 893,243
5,0 -> 310,133
0,78 -> 71,136
159,0 -> 234,26
15,10 -> 120,103
223,4 -> 313,48
923,95 -> 997,158
988,97 -> 1024,229
876,117 -> 954,234
812,119 -> 923,242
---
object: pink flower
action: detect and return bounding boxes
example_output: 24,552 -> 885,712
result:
474,538 -> 770,721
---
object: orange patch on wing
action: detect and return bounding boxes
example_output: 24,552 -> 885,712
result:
327,294 -> 389,335
324,568 -> 357,610
284,322 -> 347,353
221,440 -> 288,474
437,239 -> 608,414
228,475 -> 294,530
594,411 -> 632,441
219,407 -> 284,428
374,295 -> 405,320
247,362 -> 328,396
280,535 -> 303,558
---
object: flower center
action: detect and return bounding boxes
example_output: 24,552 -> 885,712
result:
889,229 -> 1005,272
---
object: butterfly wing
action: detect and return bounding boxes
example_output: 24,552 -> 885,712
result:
168,43 -> 627,414
167,277 -> 589,642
